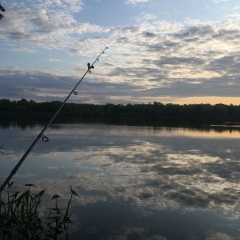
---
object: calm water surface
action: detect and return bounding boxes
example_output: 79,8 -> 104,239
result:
1,123 -> 240,239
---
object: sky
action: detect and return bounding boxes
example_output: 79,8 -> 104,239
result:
0,0 -> 240,105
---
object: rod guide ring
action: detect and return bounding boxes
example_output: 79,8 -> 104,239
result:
42,135 -> 49,142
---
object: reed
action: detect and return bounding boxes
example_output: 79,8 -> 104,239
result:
0,182 -> 78,240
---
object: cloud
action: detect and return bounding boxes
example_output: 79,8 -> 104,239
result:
0,67 -> 76,100
211,0 -> 229,3
136,12 -> 158,22
206,232 -> 232,240
125,0 -> 149,5
1,1 -> 240,104
0,0 -> 109,50
108,21 -> 240,101
46,58 -> 63,62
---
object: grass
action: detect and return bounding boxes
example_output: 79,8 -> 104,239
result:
0,182 -> 78,240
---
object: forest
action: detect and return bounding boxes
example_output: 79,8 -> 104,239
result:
0,98 -> 240,125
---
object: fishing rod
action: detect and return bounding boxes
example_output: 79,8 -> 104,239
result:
0,47 -> 108,194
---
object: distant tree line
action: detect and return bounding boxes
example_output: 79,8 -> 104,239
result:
0,98 -> 240,125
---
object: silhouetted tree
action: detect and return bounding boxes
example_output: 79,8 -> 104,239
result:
0,4 -> 5,20
1,99 -> 240,125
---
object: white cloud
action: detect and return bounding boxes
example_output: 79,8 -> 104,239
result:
1,0 -> 240,104
0,0 -> 109,50
1,18 -> 240,104
46,58 -> 62,62
135,12 -> 158,23
206,232 -> 232,240
125,0 -> 149,5
211,0 -> 229,3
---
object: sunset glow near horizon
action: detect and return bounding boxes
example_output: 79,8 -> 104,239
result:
0,0 -> 240,105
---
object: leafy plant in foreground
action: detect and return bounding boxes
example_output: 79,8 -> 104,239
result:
0,182 -> 78,239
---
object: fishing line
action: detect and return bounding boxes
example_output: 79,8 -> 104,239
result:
11,153 -> 35,184
0,47 -> 108,194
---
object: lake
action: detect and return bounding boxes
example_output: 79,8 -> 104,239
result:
1,122 -> 240,239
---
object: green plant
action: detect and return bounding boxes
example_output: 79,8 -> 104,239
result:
0,182 -> 78,240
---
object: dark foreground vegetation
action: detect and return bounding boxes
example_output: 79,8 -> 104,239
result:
0,182 -> 78,239
1,98 -> 240,126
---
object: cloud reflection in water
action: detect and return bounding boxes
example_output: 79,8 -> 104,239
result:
1,124 -> 240,239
